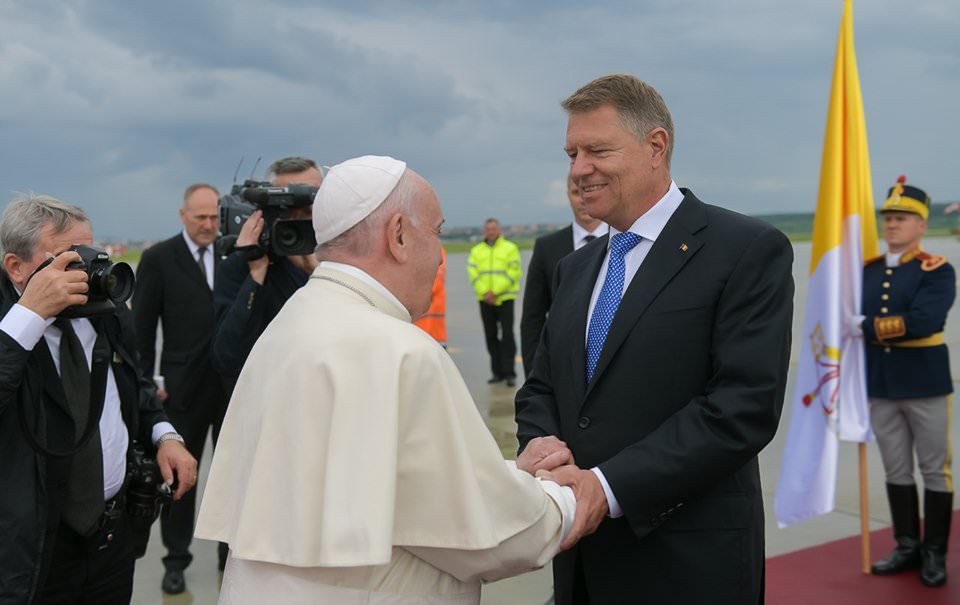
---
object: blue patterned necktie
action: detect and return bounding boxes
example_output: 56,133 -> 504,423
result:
585,231 -> 643,384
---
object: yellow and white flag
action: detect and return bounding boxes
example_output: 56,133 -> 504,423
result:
775,0 -> 879,528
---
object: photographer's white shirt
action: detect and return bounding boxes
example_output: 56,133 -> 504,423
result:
0,304 -> 175,500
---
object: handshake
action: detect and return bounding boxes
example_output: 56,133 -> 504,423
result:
516,436 -> 609,551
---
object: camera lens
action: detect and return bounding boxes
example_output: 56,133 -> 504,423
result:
101,262 -> 135,303
277,225 -> 303,249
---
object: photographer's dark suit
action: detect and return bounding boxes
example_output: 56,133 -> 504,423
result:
0,271 -> 167,604
516,192 -> 794,604
520,225 -> 573,377
132,234 -> 228,572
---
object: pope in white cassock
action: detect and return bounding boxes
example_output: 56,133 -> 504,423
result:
195,155 -> 577,604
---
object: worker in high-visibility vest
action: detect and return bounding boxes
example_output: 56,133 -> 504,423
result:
414,248 -> 447,347
467,219 -> 521,386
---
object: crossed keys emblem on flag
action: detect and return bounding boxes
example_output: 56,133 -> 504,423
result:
802,323 -> 841,417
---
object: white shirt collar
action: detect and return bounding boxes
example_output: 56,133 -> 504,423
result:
318,261 -> 407,313
885,250 -> 904,268
572,221 -> 608,248
181,230 -> 208,255
608,180 -> 684,244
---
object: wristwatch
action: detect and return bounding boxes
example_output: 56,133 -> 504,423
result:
156,432 -> 185,447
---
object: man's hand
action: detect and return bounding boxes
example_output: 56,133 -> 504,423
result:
536,465 -> 609,550
156,440 -> 198,501
517,436 -> 574,475
156,388 -> 169,402
17,251 -> 88,319
483,291 -> 497,305
237,210 -> 269,285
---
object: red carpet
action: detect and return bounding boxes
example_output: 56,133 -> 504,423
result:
766,511 -> 960,604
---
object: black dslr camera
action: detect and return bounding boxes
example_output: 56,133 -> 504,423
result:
218,179 -> 318,257
126,440 -> 173,557
31,244 -> 135,318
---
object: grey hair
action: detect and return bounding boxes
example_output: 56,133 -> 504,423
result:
0,193 -> 89,258
182,183 -> 220,206
562,74 -> 675,166
266,157 -> 319,181
315,169 -> 422,260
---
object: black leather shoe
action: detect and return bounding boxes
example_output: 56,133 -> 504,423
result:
162,569 -> 186,594
920,546 -> 947,587
505,376 -> 516,387
487,375 -> 504,384
871,539 -> 921,575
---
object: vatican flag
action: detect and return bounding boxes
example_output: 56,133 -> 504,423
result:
775,0 -> 879,528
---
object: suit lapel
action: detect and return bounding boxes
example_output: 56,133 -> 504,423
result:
566,237 -> 608,403
584,193 -> 708,400
174,235 -> 211,293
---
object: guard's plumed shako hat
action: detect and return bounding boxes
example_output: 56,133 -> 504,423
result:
881,175 -> 930,220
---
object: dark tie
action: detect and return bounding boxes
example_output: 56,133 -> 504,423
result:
54,318 -> 104,535
583,235 -> 597,245
585,232 -> 643,384
197,246 -> 208,281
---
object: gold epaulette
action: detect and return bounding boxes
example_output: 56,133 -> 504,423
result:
915,251 -> 948,272
864,254 -> 884,266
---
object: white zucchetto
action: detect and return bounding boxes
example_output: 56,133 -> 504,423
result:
312,155 -> 407,245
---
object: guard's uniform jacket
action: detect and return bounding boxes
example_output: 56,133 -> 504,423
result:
862,248 -> 955,399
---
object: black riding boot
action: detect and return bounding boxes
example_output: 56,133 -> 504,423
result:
871,483 -> 921,575
920,489 -> 953,587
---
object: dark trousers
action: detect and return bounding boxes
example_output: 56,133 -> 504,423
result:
37,512 -> 135,605
161,381 -> 229,572
479,300 -> 516,378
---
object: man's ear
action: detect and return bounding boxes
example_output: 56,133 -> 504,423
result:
385,213 -> 409,263
3,253 -> 27,284
648,127 -> 669,168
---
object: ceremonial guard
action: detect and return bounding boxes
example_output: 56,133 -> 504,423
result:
863,176 -> 955,587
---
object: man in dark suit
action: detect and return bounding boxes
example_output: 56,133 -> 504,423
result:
0,194 -> 196,604
133,183 -> 229,594
520,176 -> 607,377
515,74 -> 794,604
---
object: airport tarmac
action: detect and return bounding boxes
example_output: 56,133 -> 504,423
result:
131,238 -> 960,604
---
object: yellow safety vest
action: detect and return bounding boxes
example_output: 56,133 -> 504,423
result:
467,237 -> 521,304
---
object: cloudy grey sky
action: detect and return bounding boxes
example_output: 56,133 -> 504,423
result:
1,0 -> 957,240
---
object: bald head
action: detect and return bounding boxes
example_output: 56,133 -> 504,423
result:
315,169 -> 427,260
315,168 -> 444,319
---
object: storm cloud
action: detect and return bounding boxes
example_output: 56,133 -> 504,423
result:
1,0 -> 956,240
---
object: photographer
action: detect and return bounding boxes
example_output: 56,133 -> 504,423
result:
0,194 -> 197,604
211,157 -> 322,382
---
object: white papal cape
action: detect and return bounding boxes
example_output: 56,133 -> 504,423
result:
195,265 -> 573,604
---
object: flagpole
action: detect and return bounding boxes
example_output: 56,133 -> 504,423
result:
859,442 -> 871,573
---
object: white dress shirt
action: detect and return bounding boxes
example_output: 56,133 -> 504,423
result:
182,230 -> 215,290
0,304 -> 175,500
571,221 -> 609,252
584,181 -> 686,518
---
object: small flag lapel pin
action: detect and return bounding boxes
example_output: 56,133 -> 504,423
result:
680,243 -> 689,252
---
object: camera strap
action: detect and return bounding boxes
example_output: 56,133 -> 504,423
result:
234,243 -> 266,262
19,324 -> 110,458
